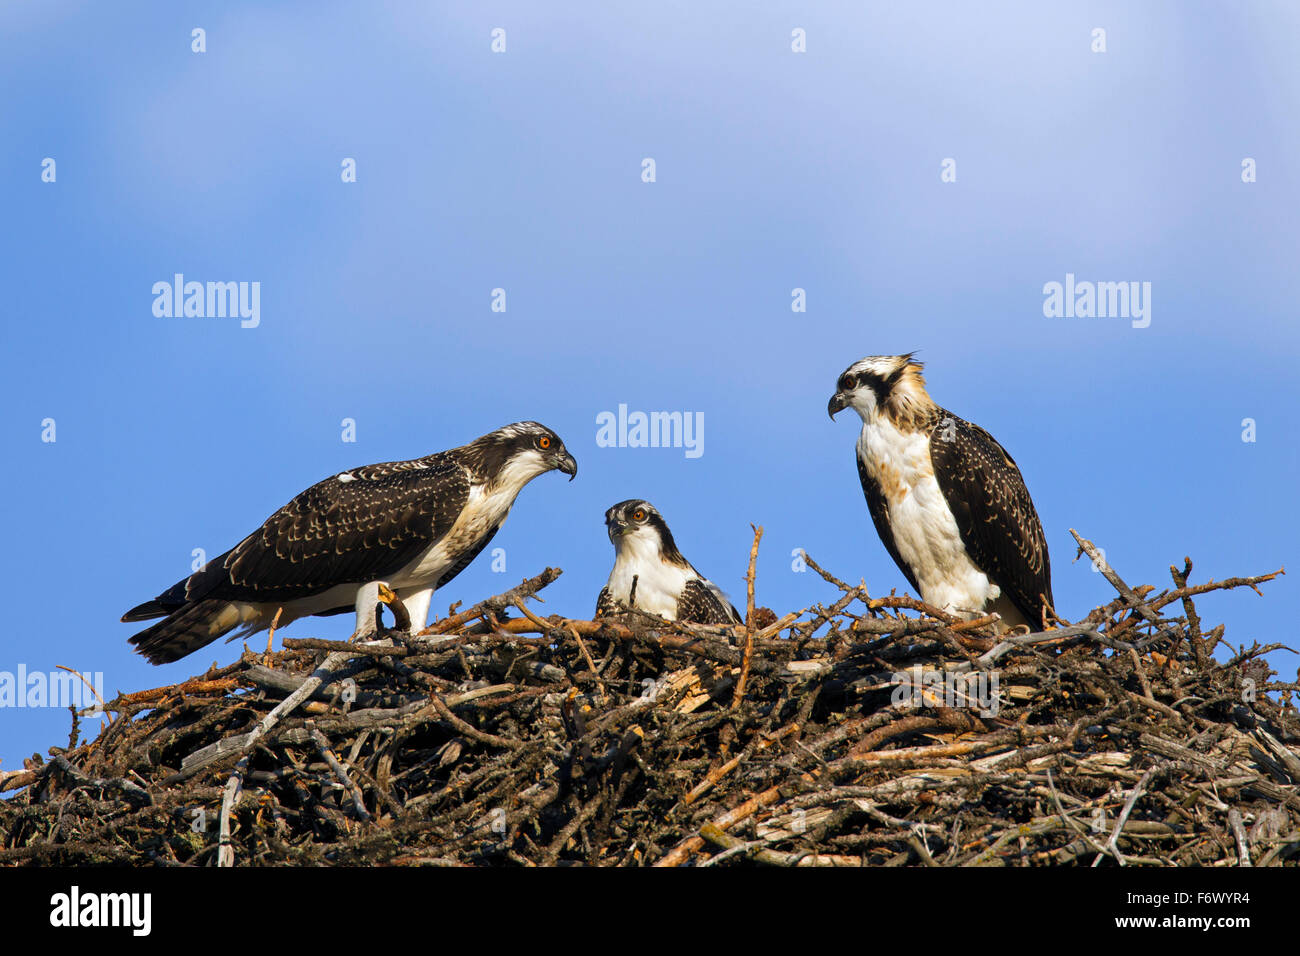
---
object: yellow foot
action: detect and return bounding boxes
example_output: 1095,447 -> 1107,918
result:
375,584 -> 411,632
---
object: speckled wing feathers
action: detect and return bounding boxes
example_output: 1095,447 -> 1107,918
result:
594,586 -> 618,618
212,455 -> 470,604
676,578 -> 742,626
593,579 -> 739,626
928,412 -> 1053,626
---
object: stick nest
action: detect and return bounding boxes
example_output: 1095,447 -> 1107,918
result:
2,533 -> 1297,867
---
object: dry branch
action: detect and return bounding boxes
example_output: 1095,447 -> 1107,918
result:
2,538 -> 1297,867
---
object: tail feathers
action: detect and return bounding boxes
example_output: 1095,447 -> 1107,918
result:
129,599 -> 258,665
122,553 -> 234,624
121,599 -> 171,623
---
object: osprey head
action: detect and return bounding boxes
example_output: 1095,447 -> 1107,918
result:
467,421 -> 577,485
828,353 -> 929,424
605,498 -> 660,541
604,499 -> 686,564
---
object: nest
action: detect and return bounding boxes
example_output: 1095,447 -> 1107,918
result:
2,530 -> 1296,867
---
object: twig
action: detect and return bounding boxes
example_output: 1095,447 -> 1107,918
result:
1228,809 -> 1252,867
217,756 -> 247,867
311,728 -> 371,822
1106,765 -> 1164,866
173,651 -> 353,781
732,524 -> 763,709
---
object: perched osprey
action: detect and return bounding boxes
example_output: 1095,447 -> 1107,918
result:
595,499 -> 741,626
123,422 -> 577,664
828,355 -> 1053,631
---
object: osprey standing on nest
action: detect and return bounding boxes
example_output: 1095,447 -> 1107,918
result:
595,500 -> 742,626
828,355 -> 1053,631
123,422 -> 578,664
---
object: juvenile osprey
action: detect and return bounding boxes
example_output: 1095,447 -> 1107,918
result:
828,355 -> 1053,631
595,500 -> 742,626
123,422 -> 577,664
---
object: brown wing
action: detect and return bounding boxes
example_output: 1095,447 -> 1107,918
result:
928,412 -> 1054,625
594,586 -> 619,618
676,578 -> 742,626
128,454 -> 471,614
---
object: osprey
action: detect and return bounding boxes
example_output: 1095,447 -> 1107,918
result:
828,355 -> 1053,631
123,422 -> 578,664
595,499 -> 741,626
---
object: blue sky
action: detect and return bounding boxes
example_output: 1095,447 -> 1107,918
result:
2,1 -> 1297,774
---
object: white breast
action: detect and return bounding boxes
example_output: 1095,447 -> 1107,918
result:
858,420 -> 1000,618
605,535 -> 694,619
392,482 -> 516,588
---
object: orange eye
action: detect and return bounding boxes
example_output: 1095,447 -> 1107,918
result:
633,510 -> 646,521
539,436 -> 551,449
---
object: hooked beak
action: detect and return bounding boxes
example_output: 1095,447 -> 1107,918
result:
827,392 -> 848,420
556,452 -> 578,480
607,520 -> 628,538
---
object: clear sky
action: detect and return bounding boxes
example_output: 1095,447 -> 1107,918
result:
2,1 -> 1297,774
